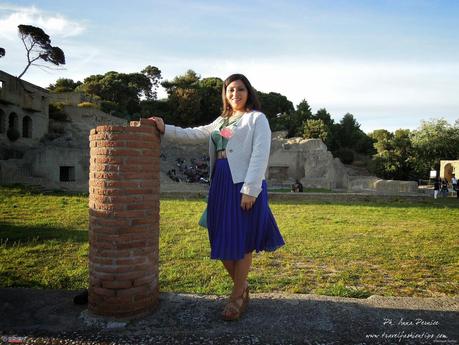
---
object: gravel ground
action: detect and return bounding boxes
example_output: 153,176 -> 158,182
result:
1,289 -> 458,345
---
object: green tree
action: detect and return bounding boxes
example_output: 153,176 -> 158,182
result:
335,113 -> 374,155
314,108 -> 333,127
410,119 -> 459,178
257,91 -> 294,121
256,91 -> 294,132
0,47 -> 5,58
76,67 -> 161,118
369,129 -> 415,180
162,69 -> 200,91
198,77 -> 223,124
312,108 -> 338,150
141,65 -> 162,99
285,99 -> 313,137
17,24 -> 65,79
337,113 -> 361,147
303,119 -> 328,142
161,70 -> 202,126
48,78 -> 82,92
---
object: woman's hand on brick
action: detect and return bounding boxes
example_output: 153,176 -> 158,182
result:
241,193 -> 256,211
147,116 -> 165,135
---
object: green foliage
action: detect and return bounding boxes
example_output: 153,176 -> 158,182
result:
48,102 -> 69,122
337,113 -> 361,147
6,128 -> 20,142
159,70 -> 222,127
369,119 -> 459,180
303,118 -> 328,142
410,119 -> 459,177
77,102 -> 97,108
0,47 -> 5,58
284,99 -> 312,137
74,67 -> 162,119
48,78 -> 82,93
315,108 -> 333,127
198,77 -> 223,125
332,113 -> 375,156
369,129 -> 415,180
141,65 -> 162,99
99,100 -> 120,114
336,147 -> 354,164
257,92 -> 294,121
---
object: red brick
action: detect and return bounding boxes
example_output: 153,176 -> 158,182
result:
92,287 -> 116,297
97,141 -> 128,148
95,249 -> 131,258
115,257 -> 146,266
116,285 -> 150,298
133,274 -> 156,287
107,148 -> 142,156
114,271 -> 146,281
90,272 -> 114,281
102,280 -> 133,289
96,125 -> 126,132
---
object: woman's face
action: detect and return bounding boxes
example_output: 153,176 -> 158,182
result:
225,79 -> 248,112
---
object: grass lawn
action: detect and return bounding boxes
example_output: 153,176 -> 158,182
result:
0,184 -> 458,298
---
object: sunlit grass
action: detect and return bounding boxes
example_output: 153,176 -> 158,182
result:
1,184 -> 458,298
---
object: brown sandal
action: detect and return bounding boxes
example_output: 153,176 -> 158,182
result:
221,285 -> 249,321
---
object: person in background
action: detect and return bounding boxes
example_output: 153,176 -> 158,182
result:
451,174 -> 457,195
433,178 -> 440,199
440,179 -> 449,197
291,179 -> 303,193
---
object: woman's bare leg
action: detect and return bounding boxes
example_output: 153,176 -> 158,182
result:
221,260 -> 236,282
221,252 -> 252,318
231,252 -> 252,298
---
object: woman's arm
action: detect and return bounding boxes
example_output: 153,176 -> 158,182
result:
240,113 -> 271,198
164,117 -> 223,144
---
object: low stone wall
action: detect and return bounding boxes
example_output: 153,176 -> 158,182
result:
160,190 -> 432,203
348,176 -> 419,194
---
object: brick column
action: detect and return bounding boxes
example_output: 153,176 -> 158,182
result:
88,119 -> 160,319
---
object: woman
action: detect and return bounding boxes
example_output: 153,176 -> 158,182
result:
149,73 -> 285,321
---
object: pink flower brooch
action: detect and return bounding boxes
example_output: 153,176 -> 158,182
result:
220,127 -> 233,139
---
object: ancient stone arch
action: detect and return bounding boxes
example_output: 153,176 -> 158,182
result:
0,108 -> 5,133
8,112 -> 18,131
22,115 -> 32,138
443,163 -> 453,181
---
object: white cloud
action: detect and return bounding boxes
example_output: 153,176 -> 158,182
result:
0,3 -> 85,41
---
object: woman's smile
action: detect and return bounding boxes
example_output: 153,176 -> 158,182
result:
226,80 -> 248,111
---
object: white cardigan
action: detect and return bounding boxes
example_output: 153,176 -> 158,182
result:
162,111 -> 271,198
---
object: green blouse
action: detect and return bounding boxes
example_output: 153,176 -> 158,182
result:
211,114 -> 244,152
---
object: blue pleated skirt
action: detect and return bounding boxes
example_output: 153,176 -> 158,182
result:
207,158 -> 285,260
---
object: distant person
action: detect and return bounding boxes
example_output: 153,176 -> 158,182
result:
451,174 -> 457,192
433,178 -> 440,199
291,180 -> 303,193
440,179 -> 449,197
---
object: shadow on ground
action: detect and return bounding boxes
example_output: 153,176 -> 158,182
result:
0,288 -> 457,345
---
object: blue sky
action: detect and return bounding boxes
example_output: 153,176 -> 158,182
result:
1,0 -> 458,132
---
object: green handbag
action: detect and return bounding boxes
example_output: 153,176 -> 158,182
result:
198,195 -> 208,228
198,207 -> 207,228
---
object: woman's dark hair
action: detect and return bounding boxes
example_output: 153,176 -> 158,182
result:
221,73 -> 261,117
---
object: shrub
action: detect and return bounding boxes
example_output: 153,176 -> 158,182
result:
100,100 -> 119,114
336,148 -> 355,164
49,102 -> 69,122
77,102 -> 97,108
